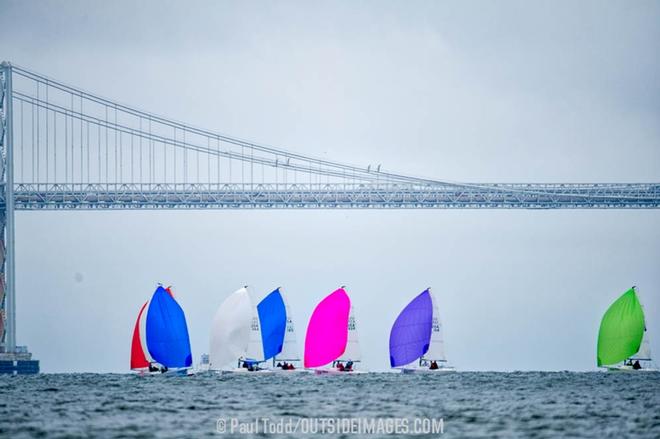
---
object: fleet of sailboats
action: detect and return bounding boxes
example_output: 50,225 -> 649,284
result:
129,283 -> 658,374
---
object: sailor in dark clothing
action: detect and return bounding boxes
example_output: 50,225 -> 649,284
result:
633,360 -> 642,370
345,361 -> 354,372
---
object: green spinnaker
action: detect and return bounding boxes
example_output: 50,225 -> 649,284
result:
597,288 -> 645,366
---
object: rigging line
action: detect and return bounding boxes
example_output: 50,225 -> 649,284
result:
64,98 -> 68,183
80,93 -> 84,184
11,67 -> 460,185
131,128 -> 134,182
115,105 -> 118,183
12,95 -> 658,199
15,66 -> 657,194
86,116 -> 89,185
45,82 -> 49,183
20,99 -> 24,182
183,128 -> 186,184
173,126 -> 176,183
71,95 -> 74,184
13,92 -> 419,184
139,118 -> 142,183
97,120 -> 101,185
105,105 -> 108,185
149,116 -> 152,184
54,108 -> 57,182
36,81 -> 39,183
31,93 -> 35,182
197,131 -> 200,184
163,125 -> 167,184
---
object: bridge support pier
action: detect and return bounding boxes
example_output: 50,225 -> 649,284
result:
0,62 -> 38,373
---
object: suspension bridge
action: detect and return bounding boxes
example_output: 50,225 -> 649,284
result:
0,61 -> 659,371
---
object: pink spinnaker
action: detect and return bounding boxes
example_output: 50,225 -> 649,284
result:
304,288 -> 351,368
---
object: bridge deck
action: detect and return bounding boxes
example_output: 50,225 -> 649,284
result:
5,183 -> 659,209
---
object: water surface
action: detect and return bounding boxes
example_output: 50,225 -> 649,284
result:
1,372 -> 659,438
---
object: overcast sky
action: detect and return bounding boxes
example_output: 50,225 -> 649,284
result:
1,0 -> 659,372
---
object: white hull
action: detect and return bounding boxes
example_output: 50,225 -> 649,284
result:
400,367 -> 455,374
272,368 -> 311,374
604,365 -> 659,373
135,368 -> 192,377
220,368 -> 275,375
313,368 -> 368,375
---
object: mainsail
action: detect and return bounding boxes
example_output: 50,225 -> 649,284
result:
336,305 -> 361,362
145,286 -> 193,368
304,288 -> 351,368
628,291 -> 653,362
275,291 -> 300,362
257,288 -> 287,361
422,290 -> 446,362
389,289 -> 433,368
209,287 -> 253,369
597,287 -> 646,367
246,304 -> 265,361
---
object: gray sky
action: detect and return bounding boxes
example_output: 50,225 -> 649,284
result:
1,0 -> 659,372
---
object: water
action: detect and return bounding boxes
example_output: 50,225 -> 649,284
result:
1,372 -> 659,438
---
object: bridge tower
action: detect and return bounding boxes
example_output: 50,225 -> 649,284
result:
0,62 -> 39,373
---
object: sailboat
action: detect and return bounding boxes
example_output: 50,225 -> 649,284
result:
130,286 -> 193,375
209,286 -> 261,373
304,287 -> 364,374
210,286 -> 296,373
389,288 -> 454,373
597,286 -> 657,372
265,288 -> 304,371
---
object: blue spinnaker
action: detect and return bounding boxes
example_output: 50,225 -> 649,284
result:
146,286 -> 193,368
257,288 -> 287,360
389,289 -> 433,367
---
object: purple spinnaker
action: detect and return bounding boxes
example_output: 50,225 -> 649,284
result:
389,289 -> 433,367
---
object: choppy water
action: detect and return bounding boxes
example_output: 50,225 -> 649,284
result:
1,372 -> 659,438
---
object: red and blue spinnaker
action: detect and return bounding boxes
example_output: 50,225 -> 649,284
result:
146,286 -> 193,368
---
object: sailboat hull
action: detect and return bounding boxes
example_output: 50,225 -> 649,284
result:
400,367 -> 455,374
604,365 -> 659,373
272,366 -> 310,374
135,368 -> 193,377
313,368 -> 368,375
220,368 -> 276,375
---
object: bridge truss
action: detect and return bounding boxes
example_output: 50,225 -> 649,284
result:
0,62 -> 659,358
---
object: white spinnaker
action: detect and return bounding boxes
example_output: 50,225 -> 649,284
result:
246,304 -> 265,361
275,291 -> 300,361
209,287 -> 253,370
422,290 -> 446,362
138,299 -> 155,363
337,305 -> 362,362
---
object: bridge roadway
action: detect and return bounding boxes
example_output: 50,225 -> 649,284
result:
5,182 -> 659,209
